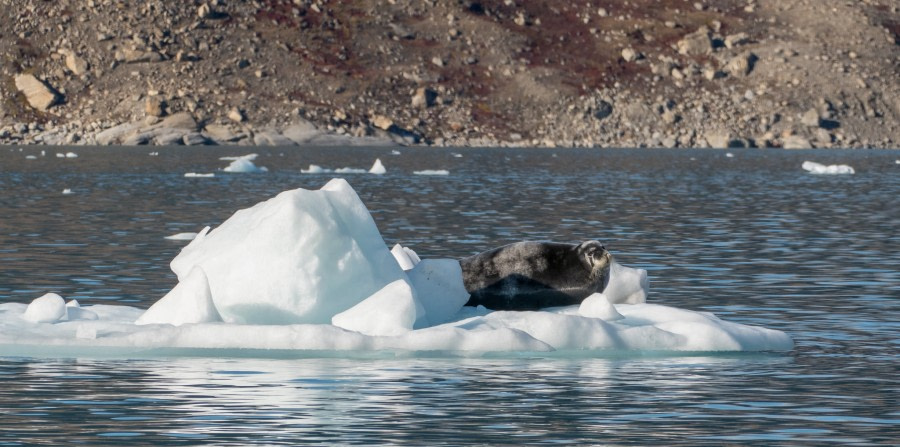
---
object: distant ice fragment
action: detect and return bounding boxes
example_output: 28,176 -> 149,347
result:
390,243 -> 421,271
726,152 -> 734,158
26,155 -> 37,160
223,157 -> 268,173
369,158 -> 386,174
802,161 -> 854,174
413,170 -> 450,176
148,152 -> 159,156
331,279 -> 420,336
62,188 -> 74,195
220,154 -> 258,161
301,164 -> 333,174
578,293 -> 624,321
604,260 -> 649,304
23,293 -> 67,323
165,232 -> 198,241
184,173 -> 215,178
452,153 -> 463,158
391,149 -> 402,155
136,266 -> 222,326
334,167 -> 367,174
56,153 -> 65,158
65,152 -> 78,158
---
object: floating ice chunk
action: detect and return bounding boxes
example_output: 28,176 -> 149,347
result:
65,152 -> 78,158
165,232 -> 198,241
223,158 -> 268,173
149,152 -> 159,156
65,300 -> 98,321
56,153 -> 65,158
578,293 -> 624,321
407,259 -> 470,327
332,279 -> 421,336
23,293 -> 67,323
390,243 -> 421,271
169,179 -> 407,325
802,161 -> 854,174
184,172 -> 215,178
25,155 -> 37,160
369,158 -> 386,174
726,152 -> 734,158
334,167 -> 367,174
62,188 -> 74,195
136,266 -> 222,326
604,260 -> 649,304
301,164 -> 333,174
452,153 -> 463,158
391,149 -> 402,155
220,154 -> 258,161
414,170 -> 450,176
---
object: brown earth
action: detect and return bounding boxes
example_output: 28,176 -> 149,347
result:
1,0 -> 898,148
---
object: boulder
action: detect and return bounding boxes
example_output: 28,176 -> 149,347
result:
14,74 -> 62,111
677,28 -> 713,55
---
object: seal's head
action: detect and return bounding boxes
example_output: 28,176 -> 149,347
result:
576,240 -> 613,291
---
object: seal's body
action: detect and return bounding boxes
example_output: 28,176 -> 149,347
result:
459,241 -> 612,310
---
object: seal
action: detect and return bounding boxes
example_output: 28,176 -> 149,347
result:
459,240 -> 612,310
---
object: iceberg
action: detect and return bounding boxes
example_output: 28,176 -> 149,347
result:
368,158 -> 386,174
164,232 -> 198,241
222,154 -> 267,173
184,172 -> 215,178
301,164 -> 333,174
414,169 -> 450,176
0,180 -> 794,358
801,161 -> 854,174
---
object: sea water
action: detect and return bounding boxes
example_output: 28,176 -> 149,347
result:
1,146 -> 898,444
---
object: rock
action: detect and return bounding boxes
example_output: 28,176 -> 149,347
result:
724,32 -> 750,49
677,28 -> 713,55
411,87 -> 437,108
64,52 -> 89,76
725,52 -> 756,77
119,48 -> 164,63
705,132 -> 748,149
621,48 -> 638,62
198,3 -> 211,19
372,115 -> 394,130
253,130 -> 296,146
145,96 -> 165,117
662,109 -> 679,124
14,74 -> 62,111
281,119 -> 321,143
95,122 -> 142,145
801,108 -> 821,127
183,132 -> 209,146
160,112 -> 198,130
204,124 -> 242,143
228,108 -> 245,123
593,99 -> 613,120
703,68 -> 724,80
782,135 -> 812,149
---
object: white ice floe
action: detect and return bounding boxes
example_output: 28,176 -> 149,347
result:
55,153 -> 65,158
301,164 -> 333,174
149,152 -> 159,156
726,152 -> 734,158
414,170 -> 450,176
369,158 -> 386,174
184,173 -> 215,178
164,232 -> 198,241
334,167 -> 367,174
25,155 -> 37,160
66,152 -> 78,158
391,150 -> 402,155
0,180 -> 794,358
62,188 -> 74,195
220,154 -> 267,173
801,161 -> 854,174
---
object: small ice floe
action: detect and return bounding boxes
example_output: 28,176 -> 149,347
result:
65,152 -> 78,158
369,158 -> 386,174
23,293 -> 67,323
222,154 -> 267,173
414,170 -> 450,176
895,160 -> 899,164
149,152 -> 159,156
726,152 -> 734,158
301,164 -> 333,174
40,150 -> 46,157
55,153 -> 65,158
452,153 -> 463,158
165,232 -> 199,241
334,167 -> 367,174
25,155 -> 37,160
184,173 -> 215,178
62,188 -> 74,195
802,161 -> 855,175
220,154 -> 258,161
391,149 -> 402,155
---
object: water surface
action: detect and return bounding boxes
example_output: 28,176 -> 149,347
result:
1,146 -> 898,444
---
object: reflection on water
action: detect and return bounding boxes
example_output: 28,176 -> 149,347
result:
1,146 -> 898,444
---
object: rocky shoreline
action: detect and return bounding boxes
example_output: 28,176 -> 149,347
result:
2,0 -> 898,149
